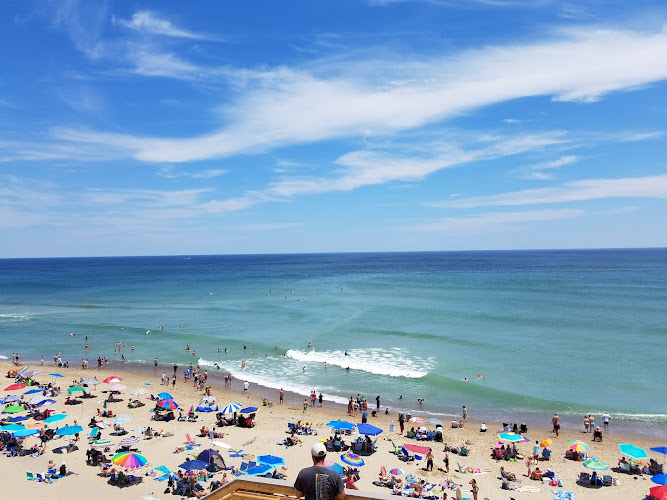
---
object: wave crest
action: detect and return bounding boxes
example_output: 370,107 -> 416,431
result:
285,347 -> 431,379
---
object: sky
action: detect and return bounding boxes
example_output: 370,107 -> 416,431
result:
1,0 -> 667,257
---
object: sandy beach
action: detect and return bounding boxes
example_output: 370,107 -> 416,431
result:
1,360 -> 663,500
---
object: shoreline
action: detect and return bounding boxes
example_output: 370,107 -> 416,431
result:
6,356 -> 666,441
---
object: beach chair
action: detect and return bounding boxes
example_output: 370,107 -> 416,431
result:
492,449 -> 504,460
109,472 -> 117,483
238,462 -> 249,474
88,427 -> 100,443
379,466 -> 388,480
618,462 -> 631,473
578,472 -> 590,484
602,475 -> 613,486
185,434 -> 196,445
541,448 -> 551,461
400,447 -> 415,462
353,442 -> 363,453
459,446 -> 469,457
26,472 -> 35,480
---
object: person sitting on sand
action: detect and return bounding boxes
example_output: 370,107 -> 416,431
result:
500,467 -> 517,481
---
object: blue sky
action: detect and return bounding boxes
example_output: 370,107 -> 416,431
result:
1,0 -> 666,257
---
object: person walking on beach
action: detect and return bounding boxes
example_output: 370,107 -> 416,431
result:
552,414 -> 559,433
425,448 -> 434,471
584,415 -> 590,433
318,392 -> 323,408
602,411 -> 610,430
462,406 -> 468,422
469,479 -> 478,500
303,399 -> 308,413
443,451 -> 450,473
279,388 -> 284,405
243,381 -> 249,395
376,395 -> 381,410
294,443 -> 345,500
399,413 -> 405,435
172,373 -> 176,389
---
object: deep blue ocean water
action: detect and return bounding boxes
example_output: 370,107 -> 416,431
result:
1,249 -> 665,436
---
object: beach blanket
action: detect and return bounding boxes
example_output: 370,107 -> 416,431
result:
552,491 -> 575,500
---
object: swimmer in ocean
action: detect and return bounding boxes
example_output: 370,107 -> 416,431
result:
477,374 -> 484,379
217,348 -> 220,353
214,363 -> 220,370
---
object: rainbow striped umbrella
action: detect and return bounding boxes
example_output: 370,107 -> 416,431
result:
340,452 -> 365,467
569,440 -> 590,452
390,467 -> 405,476
112,451 -> 148,470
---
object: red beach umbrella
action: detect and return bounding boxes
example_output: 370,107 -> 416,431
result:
103,376 -> 123,384
4,383 -> 26,391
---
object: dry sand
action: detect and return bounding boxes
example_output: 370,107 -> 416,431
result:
1,361 -> 662,500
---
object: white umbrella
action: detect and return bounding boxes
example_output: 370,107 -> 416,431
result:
221,402 -> 242,414
83,378 -> 100,386
28,395 -> 48,405
130,388 -> 147,396
96,421 -> 111,429
113,414 -> 133,425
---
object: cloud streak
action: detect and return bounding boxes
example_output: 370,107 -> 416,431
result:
113,10 -> 204,39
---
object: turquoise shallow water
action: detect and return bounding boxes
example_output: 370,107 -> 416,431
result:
0,250 -> 665,437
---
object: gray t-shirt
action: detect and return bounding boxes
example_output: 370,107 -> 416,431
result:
294,465 -> 344,500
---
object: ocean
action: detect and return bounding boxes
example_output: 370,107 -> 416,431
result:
1,249 -> 665,437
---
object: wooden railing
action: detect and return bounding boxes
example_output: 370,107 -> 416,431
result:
202,476 -> 395,500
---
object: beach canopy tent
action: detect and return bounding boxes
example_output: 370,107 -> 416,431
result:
196,396 -> 218,413
197,448 -> 223,463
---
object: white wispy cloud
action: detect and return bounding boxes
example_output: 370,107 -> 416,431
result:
113,11 -> 204,39
427,174 -> 667,208
42,26 -> 667,163
402,208 -> 585,233
518,154 -> 578,179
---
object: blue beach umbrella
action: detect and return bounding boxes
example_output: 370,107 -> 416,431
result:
44,414 -> 68,424
178,459 -> 210,471
326,420 -> 356,431
2,424 -> 26,431
8,416 -> 30,422
356,423 -> 383,436
49,373 -> 64,378
24,389 -> 42,395
618,443 -> 649,460
257,454 -> 285,466
221,402 -> 242,414
34,399 -> 57,407
56,425 -> 84,436
246,464 -> 275,476
499,432 -> 529,443
327,463 -> 344,476
12,428 -> 39,438
651,447 -> 667,456
157,392 -> 173,400
426,418 -> 443,426
652,474 -> 667,486
239,406 -> 258,414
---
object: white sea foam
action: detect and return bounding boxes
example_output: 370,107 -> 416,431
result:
285,347 -> 432,379
0,313 -> 32,321
197,357 -> 349,404
0,355 -> 9,360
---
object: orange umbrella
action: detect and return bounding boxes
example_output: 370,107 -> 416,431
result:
540,439 -> 553,448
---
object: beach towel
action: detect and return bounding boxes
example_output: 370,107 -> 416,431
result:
552,491 -> 575,500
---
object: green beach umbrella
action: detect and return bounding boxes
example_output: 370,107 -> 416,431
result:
67,386 -> 85,393
2,405 -> 24,413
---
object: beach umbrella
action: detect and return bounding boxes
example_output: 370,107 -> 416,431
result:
112,451 -> 148,470
408,416 -> 426,423
8,415 -> 30,422
652,474 -> 667,486
103,376 -> 123,384
2,405 -> 24,413
246,464 -> 275,476
356,423 -> 383,436
113,414 -> 133,425
583,458 -> 609,471
178,459 -> 210,471
340,452 -> 365,467
540,439 -> 553,448
326,420 -> 356,431
426,418 -> 443,426
619,443 -> 649,460
327,463 -> 344,476
67,386 -> 85,393
34,399 -> 57,407
91,439 -> 113,449
29,395 -> 49,405
651,447 -> 667,456
569,440 -> 590,453
499,433 -> 529,443
44,414 -> 68,424
4,383 -> 26,391
157,399 -> 178,410
27,421 -> 45,429
83,378 -> 100,386
22,370 -> 41,378
220,402 -> 243,415
119,436 -> 140,447
157,392 -> 173,400
130,388 -> 147,396
3,395 -> 21,403
650,485 -> 667,500
109,384 -> 127,392
49,373 -> 64,378
390,467 -> 405,475
96,421 -> 111,429
23,389 -> 42,395
257,454 -> 285,466
239,406 -> 258,414
56,425 -> 83,436
12,428 -> 39,438
1,424 -> 26,431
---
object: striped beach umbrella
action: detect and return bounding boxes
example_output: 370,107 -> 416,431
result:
103,376 -> 123,384
112,451 -> 148,470
109,384 -> 127,392
3,395 -> 21,403
119,436 -> 141,447
390,467 -> 405,476
340,452 -> 365,467
499,432 -> 529,443
157,399 -> 178,410
221,402 -> 242,414
113,414 -> 133,425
